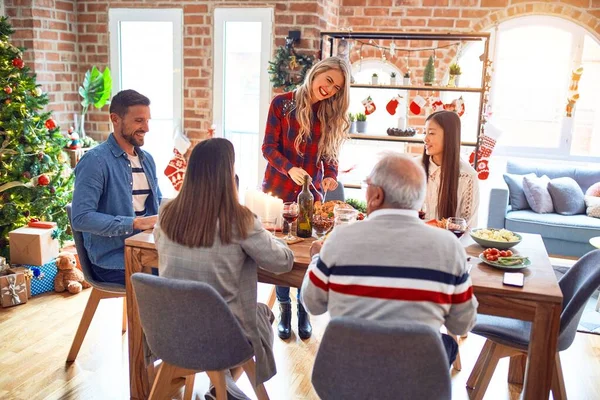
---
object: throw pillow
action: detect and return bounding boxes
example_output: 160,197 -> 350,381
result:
586,182 -> 600,197
523,175 -> 554,213
503,173 -> 536,210
585,196 -> 600,218
547,177 -> 586,215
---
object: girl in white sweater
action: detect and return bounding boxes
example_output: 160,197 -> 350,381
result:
420,111 -> 480,227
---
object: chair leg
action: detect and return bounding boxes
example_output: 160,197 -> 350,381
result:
66,288 -> 103,362
183,374 -> 196,400
467,339 -> 494,389
507,353 -> 527,385
122,297 -> 127,334
149,362 -> 177,400
469,341 -> 508,400
266,286 -> 277,310
242,359 -> 270,400
595,295 -> 600,312
449,333 -> 462,371
206,370 -> 228,400
551,352 -> 567,400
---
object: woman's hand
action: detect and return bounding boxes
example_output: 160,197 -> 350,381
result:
322,178 -> 338,192
288,167 -> 310,185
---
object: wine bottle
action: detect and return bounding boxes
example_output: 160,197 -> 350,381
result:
296,175 -> 314,238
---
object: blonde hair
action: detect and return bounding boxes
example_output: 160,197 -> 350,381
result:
293,56 -> 351,165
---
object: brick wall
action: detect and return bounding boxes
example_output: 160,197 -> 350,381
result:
5,0 -> 79,130
5,0 -> 600,143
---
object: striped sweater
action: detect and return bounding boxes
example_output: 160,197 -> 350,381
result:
300,208 -> 478,335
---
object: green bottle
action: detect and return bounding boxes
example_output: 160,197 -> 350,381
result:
296,175 -> 314,238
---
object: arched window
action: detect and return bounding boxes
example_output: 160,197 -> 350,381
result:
487,16 -> 600,161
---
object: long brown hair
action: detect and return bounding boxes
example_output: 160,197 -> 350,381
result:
294,56 -> 351,164
422,111 -> 461,219
159,138 -> 254,247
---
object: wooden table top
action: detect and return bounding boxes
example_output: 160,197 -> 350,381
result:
125,230 -> 562,304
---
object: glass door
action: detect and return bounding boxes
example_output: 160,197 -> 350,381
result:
213,8 -> 273,196
109,9 -> 183,199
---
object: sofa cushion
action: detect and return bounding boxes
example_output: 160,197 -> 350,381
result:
586,196 -> 600,218
505,210 -> 600,243
548,177 -> 586,215
586,182 -> 600,197
523,175 -> 554,213
507,160 -> 600,194
503,173 -> 535,210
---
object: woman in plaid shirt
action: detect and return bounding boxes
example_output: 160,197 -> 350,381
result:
261,56 -> 351,341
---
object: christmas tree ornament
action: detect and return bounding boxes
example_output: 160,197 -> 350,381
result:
12,57 -> 24,69
4,86 -> 12,94
362,96 -> 376,115
37,174 -> 50,186
45,118 -> 57,130
386,94 -> 403,116
409,95 -> 426,115
469,122 -> 502,180
565,66 -> 583,117
569,66 -> 584,92
49,186 -> 55,194
22,171 -> 31,179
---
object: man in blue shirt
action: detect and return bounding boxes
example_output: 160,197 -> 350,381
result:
72,89 -> 162,285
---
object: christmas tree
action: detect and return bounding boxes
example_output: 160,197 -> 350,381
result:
424,55 -> 435,86
0,16 -> 73,261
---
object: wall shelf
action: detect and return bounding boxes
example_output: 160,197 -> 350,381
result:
350,84 -> 483,93
348,133 -> 477,147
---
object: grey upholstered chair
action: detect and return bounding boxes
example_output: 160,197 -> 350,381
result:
325,181 -> 345,202
467,249 -> 600,400
131,273 -> 269,400
65,204 -> 127,362
312,317 -> 452,400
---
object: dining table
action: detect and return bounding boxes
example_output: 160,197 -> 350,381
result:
124,230 -> 562,400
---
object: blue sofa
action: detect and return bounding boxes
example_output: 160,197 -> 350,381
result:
488,160 -> 600,258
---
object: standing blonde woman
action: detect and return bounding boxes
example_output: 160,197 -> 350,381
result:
420,110 -> 480,227
262,56 -> 351,340
155,138 -> 294,400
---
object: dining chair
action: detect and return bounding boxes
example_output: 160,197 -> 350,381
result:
325,181 -> 345,202
312,317 -> 451,400
65,204 -> 127,362
466,249 -> 600,400
131,273 -> 269,400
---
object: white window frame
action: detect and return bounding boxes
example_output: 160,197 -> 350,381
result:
213,7 -> 273,186
108,8 -> 183,129
489,15 -> 600,163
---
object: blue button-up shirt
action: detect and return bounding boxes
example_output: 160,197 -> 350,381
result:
72,133 -> 162,270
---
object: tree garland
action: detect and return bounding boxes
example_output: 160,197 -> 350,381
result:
268,45 -> 314,92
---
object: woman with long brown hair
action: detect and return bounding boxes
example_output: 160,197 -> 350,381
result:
155,138 -> 293,400
420,110 -> 480,227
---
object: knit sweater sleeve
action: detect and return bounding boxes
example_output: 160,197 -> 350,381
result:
458,167 -> 480,228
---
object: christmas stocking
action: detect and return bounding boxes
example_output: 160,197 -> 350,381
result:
429,97 -> 444,113
386,95 -> 403,115
469,122 -> 502,180
409,95 -> 426,115
362,96 -> 376,115
164,128 -> 191,191
569,66 -> 583,92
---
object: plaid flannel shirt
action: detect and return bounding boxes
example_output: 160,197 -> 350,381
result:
261,91 -> 338,202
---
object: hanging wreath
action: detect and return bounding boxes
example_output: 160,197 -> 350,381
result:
268,45 -> 314,92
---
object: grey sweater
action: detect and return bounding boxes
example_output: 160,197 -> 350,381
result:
301,208 -> 478,335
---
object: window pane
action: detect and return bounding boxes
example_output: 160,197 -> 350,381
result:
571,36 -> 600,157
493,25 -> 572,149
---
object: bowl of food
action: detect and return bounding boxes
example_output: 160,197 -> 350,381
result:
312,215 -> 334,238
470,228 -> 522,250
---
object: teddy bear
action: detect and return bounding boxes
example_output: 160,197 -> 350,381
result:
54,252 -> 91,294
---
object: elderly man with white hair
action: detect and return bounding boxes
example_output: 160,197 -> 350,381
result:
300,152 -> 478,365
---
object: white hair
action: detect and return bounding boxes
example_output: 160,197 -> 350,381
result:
368,152 -> 426,210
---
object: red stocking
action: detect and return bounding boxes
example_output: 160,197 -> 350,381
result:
386,95 -> 402,115
362,96 -> 376,115
164,149 -> 187,191
469,122 -> 501,180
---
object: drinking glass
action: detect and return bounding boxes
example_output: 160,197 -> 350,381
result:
282,202 -> 299,241
334,204 -> 358,227
312,215 -> 334,238
262,216 -> 278,236
446,217 -> 468,239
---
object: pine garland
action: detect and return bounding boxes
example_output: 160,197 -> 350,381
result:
268,45 -> 314,92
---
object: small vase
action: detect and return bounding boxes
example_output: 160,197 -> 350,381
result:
74,113 -> 86,138
403,77 -> 410,85
349,121 -> 357,133
356,121 -> 367,133
454,75 -> 461,87
390,77 -> 397,86
372,76 -> 378,85
448,74 -> 457,88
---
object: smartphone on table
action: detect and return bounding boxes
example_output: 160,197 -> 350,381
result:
503,272 -> 524,287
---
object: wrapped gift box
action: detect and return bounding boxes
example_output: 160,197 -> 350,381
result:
24,260 -> 58,296
7,266 -> 33,298
1,272 -> 28,307
9,226 -> 59,266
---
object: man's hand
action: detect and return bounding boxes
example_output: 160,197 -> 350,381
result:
322,177 -> 338,192
133,215 -> 157,231
310,240 -> 323,257
288,167 -> 310,186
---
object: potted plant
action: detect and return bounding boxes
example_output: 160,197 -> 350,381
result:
390,71 -> 397,86
403,71 -> 411,85
349,112 -> 357,133
77,66 -> 112,138
355,112 -> 367,133
449,62 -> 462,87
423,55 -> 435,86
371,73 -> 379,85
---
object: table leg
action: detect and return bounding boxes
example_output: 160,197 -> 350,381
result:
523,302 -> 561,399
266,286 -> 277,310
125,246 -> 151,399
